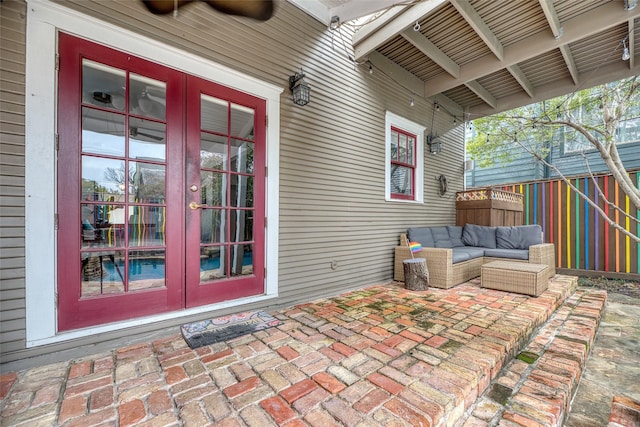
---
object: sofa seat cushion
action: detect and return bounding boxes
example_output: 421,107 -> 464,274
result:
462,224 -> 497,249
455,246 -> 486,259
451,249 -> 471,264
484,248 -> 529,260
496,225 -> 542,249
408,227 -> 435,248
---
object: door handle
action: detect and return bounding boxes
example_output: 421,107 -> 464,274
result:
189,202 -> 203,210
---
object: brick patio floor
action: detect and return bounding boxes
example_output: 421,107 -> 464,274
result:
0,275 -> 596,427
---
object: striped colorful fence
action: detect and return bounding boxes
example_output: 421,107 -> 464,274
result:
494,169 -> 640,275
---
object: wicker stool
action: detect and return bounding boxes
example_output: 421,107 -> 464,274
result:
481,261 -> 549,296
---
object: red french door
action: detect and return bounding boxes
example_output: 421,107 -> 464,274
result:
57,34 -> 265,331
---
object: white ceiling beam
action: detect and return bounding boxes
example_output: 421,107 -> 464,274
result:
424,3 -> 640,97
328,0 -> 400,26
465,80 -> 497,109
538,0 -> 563,38
401,30 -> 460,78
506,65 -> 534,97
559,45 -> 579,85
450,0 -> 503,61
368,51 -> 463,115
468,60 -> 640,117
353,0 -> 448,61
368,51 -> 425,96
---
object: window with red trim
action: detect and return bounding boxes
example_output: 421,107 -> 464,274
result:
389,126 -> 417,200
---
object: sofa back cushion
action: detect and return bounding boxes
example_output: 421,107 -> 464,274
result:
446,226 -> 465,247
462,224 -> 497,248
496,225 -> 543,250
407,227 -> 435,247
431,226 -> 453,248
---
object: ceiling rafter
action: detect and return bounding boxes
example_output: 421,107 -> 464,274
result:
559,45 -> 579,85
353,0 -> 448,61
506,65 -> 534,98
423,3 -> 640,98
465,80 -> 497,109
400,29 -> 460,78
538,0 -> 563,39
449,0 -> 503,61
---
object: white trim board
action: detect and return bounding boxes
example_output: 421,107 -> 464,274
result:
25,0 -> 282,346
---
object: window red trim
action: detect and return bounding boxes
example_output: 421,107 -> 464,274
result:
390,126 -> 417,200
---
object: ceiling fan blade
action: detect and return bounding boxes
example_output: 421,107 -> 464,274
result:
142,0 -> 274,21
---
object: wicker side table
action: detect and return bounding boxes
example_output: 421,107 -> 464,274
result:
481,261 -> 549,296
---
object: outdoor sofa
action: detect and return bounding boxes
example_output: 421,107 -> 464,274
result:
394,224 -> 556,288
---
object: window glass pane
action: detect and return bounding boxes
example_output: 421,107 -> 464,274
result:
81,204 -> 122,249
201,133 -> 227,170
201,171 -> 226,207
128,250 -> 166,291
399,134 -> 407,163
230,244 -> 253,277
130,74 -> 166,120
81,251 -> 125,297
200,246 -> 224,282
390,165 -> 413,195
407,136 -> 415,165
231,175 -> 253,208
230,103 -> 254,140
129,206 -> 166,247
129,118 -> 166,161
231,140 -> 254,173
82,59 -> 126,111
390,130 -> 398,160
129,162 -> 165,203
201,95 -> 228,134
229,209 -> 253,243
82,156 -> 126,199
201,208 -> 224,244
82,108 -> 125,156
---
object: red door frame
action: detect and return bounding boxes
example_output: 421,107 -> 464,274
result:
184,77 -> 266,307
57,33 -> 266,331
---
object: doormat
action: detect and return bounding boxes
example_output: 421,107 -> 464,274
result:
181,310 -> 282,349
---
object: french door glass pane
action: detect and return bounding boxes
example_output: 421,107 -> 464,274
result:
129,206 -> 166,247
201,171 -> 225,207
201,133 -> 227,170
129,118 -> 166,161
200,246 -> 223,282
231,139 -> 254,173
82,156 -> 126,199
230,244 -> 253,277
82,108 -> 126,156
230,175 -> 253,207
82,59 -> 126,111
129,162 -> 166,203
201,95 -> 228,134
230,103 -> 254,140
229,209 -> 253,243
129,74 -> 166,120
201,208 -> 224,244
81,203 -> 122,249
81,251 -> 126,297
128,250 -> 166,290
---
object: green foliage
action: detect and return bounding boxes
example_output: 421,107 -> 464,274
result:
466,77 -> 640,168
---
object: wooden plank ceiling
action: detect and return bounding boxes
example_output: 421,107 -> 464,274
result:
290,0 -> 640,119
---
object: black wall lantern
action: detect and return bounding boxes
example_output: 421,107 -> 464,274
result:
289,70 -> 310,106
427,134 -> 442,154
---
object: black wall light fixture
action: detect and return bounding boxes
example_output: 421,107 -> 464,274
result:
289,70 -> 310,106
